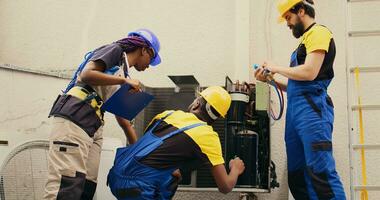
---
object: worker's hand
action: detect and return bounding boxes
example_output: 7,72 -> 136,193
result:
125,78 -> 141,92
254,67 -> 267,82
167,169 -> 181,193
229,157 -> 245,175
262,60 -> 280,74
171,169 -> 182,182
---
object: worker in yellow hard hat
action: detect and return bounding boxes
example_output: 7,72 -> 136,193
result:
107,86 -> 245,199
253,0 -> 346,199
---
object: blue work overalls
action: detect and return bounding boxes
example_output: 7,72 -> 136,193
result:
285,51 -> 346,200
107,112 -> 204,200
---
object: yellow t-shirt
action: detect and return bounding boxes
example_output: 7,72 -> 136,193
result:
295,24 -> 336,80
140,110 -> 225,169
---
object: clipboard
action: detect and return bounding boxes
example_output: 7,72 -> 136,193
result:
101,84 -> 154,120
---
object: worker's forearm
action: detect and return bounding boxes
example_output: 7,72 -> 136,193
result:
115,116 -> 138,144
276,64 -> 316,81
212,163 -> 244,194
223,169 -> 240,193
80,70 -> 126,86
123,125 -> 138,144
272,75 -> 288,91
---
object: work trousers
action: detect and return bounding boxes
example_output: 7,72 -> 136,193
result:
286,84 -> 346,200
43,117 -> 103,200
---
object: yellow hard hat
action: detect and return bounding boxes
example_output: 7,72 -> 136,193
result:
199,86 -> 231,118
277,0 -> 302,23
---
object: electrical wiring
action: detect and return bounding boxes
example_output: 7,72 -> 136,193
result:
268,79 -> 284,120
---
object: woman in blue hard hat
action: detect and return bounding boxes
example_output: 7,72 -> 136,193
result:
254,1 -> 346,199
43,29 -> 162,200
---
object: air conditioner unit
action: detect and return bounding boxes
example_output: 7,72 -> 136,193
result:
138,76 -> 277,194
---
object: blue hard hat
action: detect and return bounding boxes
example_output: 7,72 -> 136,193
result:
128,29 -> 161,66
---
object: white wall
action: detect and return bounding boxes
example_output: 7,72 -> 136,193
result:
0,69 -> 66,166
1,0 -> 380,199
0,0 -> 244,87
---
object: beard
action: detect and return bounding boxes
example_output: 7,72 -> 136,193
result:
290,17 -> 304,38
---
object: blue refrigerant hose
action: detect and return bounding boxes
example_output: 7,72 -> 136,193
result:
253,64 -> 284,120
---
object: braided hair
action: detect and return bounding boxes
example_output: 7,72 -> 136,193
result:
115,36 -> 149,53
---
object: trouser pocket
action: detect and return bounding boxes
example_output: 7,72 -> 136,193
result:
49,94 -> 101,137
52,141 -> 80,153
308,141 -> 335,200
302,92 -> 322,118
288,140 -> 336,200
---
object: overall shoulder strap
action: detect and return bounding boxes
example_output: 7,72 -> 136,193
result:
161,123 -> 206,141
63,51 -> 94,93
147,111 -> 175,132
